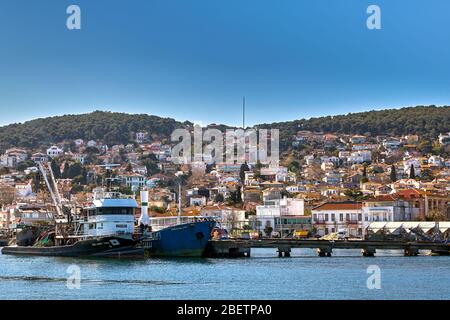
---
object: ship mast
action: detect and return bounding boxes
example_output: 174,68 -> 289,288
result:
177,183 -> 181,225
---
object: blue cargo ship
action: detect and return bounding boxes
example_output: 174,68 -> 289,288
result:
141,219 -> 216,257
138,188 -> 216,257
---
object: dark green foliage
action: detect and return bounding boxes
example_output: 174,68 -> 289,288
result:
50,159 -> 61,179
0,107 -> 448,153
0,111 -> 189,151
16,159 -> 36,172
390,165 -> 397,182
256,106 -> 450,149
239,162 -> 250,183
62,162 -> 70,178
227,186 -> 242,205
214,193 -> 224,203
409,164 -> 415,179
344,188 -> 365,201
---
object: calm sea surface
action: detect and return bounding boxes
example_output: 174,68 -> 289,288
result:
1,248 -> 449,300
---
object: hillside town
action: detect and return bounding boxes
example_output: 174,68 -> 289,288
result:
1,128 -> 450,240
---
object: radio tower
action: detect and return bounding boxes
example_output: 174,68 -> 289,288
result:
242,96 -> 246,129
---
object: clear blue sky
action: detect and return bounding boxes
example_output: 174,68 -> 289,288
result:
0,0 -> 449,127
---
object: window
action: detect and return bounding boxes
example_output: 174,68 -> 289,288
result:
358,214 -> 362,221
331,214 -> 335,222
339,214 -> 343,222
325,214 -> 329,222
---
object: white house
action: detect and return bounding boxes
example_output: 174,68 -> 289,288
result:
31,153 -> 47,163
136,132 -> 146,144
255,198 -> 305,236
428,156 -> 444,167
87,140 -> 97,147
74,139 -> 84,146
46,146 -> 63,158
120,174 -> 145,191
190,195 -> 207,207
0,148 -> 28,167
439,133 -> 450,145
311,202 -> 364,238
72,154 -> 86,164
15,183 -> 33,198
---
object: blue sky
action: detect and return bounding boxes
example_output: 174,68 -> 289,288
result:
0,0 -> 449,127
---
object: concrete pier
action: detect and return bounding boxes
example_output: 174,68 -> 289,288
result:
205,238 -> 450,258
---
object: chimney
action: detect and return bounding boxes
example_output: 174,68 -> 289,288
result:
139,190 -> 150,226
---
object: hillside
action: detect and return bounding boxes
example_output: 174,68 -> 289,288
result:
257,105 -> 450,147
0,106 -> 448,152
0,111 -> 190,151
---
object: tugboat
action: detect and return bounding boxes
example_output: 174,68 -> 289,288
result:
139,187 -> 216,257
2,163 -> 142,258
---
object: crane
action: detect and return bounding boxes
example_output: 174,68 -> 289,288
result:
38,162 -> 63,218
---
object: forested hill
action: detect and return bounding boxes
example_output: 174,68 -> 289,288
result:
0,111 -> 190,150
257,105 -> 450,142
0,106 -> 448,151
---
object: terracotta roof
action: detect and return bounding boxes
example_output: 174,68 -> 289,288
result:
312,201 -> 362,211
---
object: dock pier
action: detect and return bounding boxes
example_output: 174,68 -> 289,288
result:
205,239 -> 450,258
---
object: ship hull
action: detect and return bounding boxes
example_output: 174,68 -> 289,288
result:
1,236 -> 143,258
142,220 -> 216,257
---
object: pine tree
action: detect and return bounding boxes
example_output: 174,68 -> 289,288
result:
409,164 -> 415,179
361,165 -> 368,183
390,164 -> 397,182
126,162 -> 133,172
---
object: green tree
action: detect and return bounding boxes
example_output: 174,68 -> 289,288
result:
50,159 -> 61,179
344,188 -> 364,201
390,165 -> 397,182
239,162 -> 250,183
67,163 -> 83,179
214,193 -> 224,203
62,162 -> 70,178
16,159 -> 36,172
409,164 -> 415,179
361,165 -> 368,183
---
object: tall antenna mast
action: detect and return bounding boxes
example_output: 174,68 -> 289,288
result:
242,96 -> 246,129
